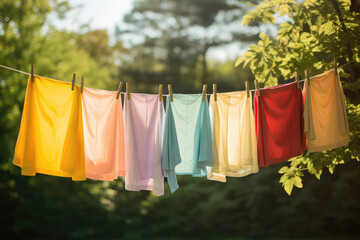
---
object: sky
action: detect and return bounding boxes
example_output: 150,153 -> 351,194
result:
53,0 -> 132,34
52,0 -> 252,62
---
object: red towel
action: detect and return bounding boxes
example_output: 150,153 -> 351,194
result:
254,82 -> 306,167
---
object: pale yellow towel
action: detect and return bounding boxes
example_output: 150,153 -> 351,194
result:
208,91 -> 258,182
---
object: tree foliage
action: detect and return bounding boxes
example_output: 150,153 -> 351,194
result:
121,0 -> 261,87
236,0 -> 360,195
236,0 -> 360,87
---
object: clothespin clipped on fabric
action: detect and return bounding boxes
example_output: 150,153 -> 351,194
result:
80,76 -> 84,94
126,82 -> 130,100
304,70 -> 310,86
168,84 -> 173,102
31,64 -> 35,82
116,81 -> 123,99
71,73 -> 76,91
245,81 -> 250,98
294,72 -> 300,89
159,84 -> 163,102
254,79 -> 260,97
213,83 -> 217,102
202,84 -> 207,102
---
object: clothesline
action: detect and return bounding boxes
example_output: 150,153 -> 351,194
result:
12,67 -> 350,195
0,60 -> 355,95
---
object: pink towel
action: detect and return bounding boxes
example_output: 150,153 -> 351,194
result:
124,93 -> 164,196
82,88 -> 125,181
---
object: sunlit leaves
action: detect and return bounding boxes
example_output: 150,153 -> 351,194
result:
279,164 -> 304,195
237,0 -> 360,195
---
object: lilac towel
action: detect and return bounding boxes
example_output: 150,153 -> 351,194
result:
124,93 -> 165,196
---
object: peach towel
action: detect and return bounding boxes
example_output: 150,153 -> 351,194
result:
82,88 -> 125,180
303,69 -> 349,152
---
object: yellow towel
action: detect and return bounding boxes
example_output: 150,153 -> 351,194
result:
14,76 -> 85,180
208,91 -> 258,182
303,70 -> 349,152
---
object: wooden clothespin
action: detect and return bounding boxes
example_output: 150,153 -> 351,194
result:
80,76 -> 84,93
202,84 -> 207,102
294,72 -> 300,89
71,73 -> 76,91
245,81 -> 250,98
159,84 -> 163,102
168,84 -> 173,102
116,81 -> 123,99
213,83 -> 217,102
254,79 -> 260,97
126,82 -> 130,100
304,70 -> 310,86
31,64 -> 35,82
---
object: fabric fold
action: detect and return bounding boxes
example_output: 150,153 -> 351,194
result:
82,88 -> 125,181
302,69 -> 349,152
162,96 -> 181,193
124,93 -> 165,196
304,81 -> 316,140
254,82 -> 306,167
13,76 -> 85,180
208,91 -> 258,182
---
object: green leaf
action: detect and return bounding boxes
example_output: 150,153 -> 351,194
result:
278,4 -> 292,16
259,32 -> 267,41
279,174 -> 287,183
235,56 -> 245,67
293,176 -> 303,188
284,179 -> 294,196
243,58 -> 253,68
279,67 -> 291,77
300,32 -> 311,43
278,166 -> 289,173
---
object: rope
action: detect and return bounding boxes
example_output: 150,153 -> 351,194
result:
0,60 -> 357,94
0,64 -> 31,75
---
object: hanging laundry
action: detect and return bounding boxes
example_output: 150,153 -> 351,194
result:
82,88 -> 125,181
303,70 -> 349,152
169,94 -> 212,176
254,82 -> 306,167
208,91 -> 258,182
13,76 -> 85,180
162,96 -> 181,193
124,94 -> 165,196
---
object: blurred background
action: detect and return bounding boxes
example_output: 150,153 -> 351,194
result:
0,0 -> 360,239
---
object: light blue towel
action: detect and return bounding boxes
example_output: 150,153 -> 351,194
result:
171,94 -> 212,176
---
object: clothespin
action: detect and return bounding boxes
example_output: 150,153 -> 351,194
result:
213,83 -> 217,102
126,82 -> 130,100
80,76 -> 84,93
294,72 -> 300,89
159,84 -> 163,102
202,84 -> 207,102
31,64 -> 35,82
116,81 -> 123,99
304,70 -> 310,86
71,73 -> 76,91
168,84 -> 173,102
245,81 -> 250,98
254,79 -> 260,97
